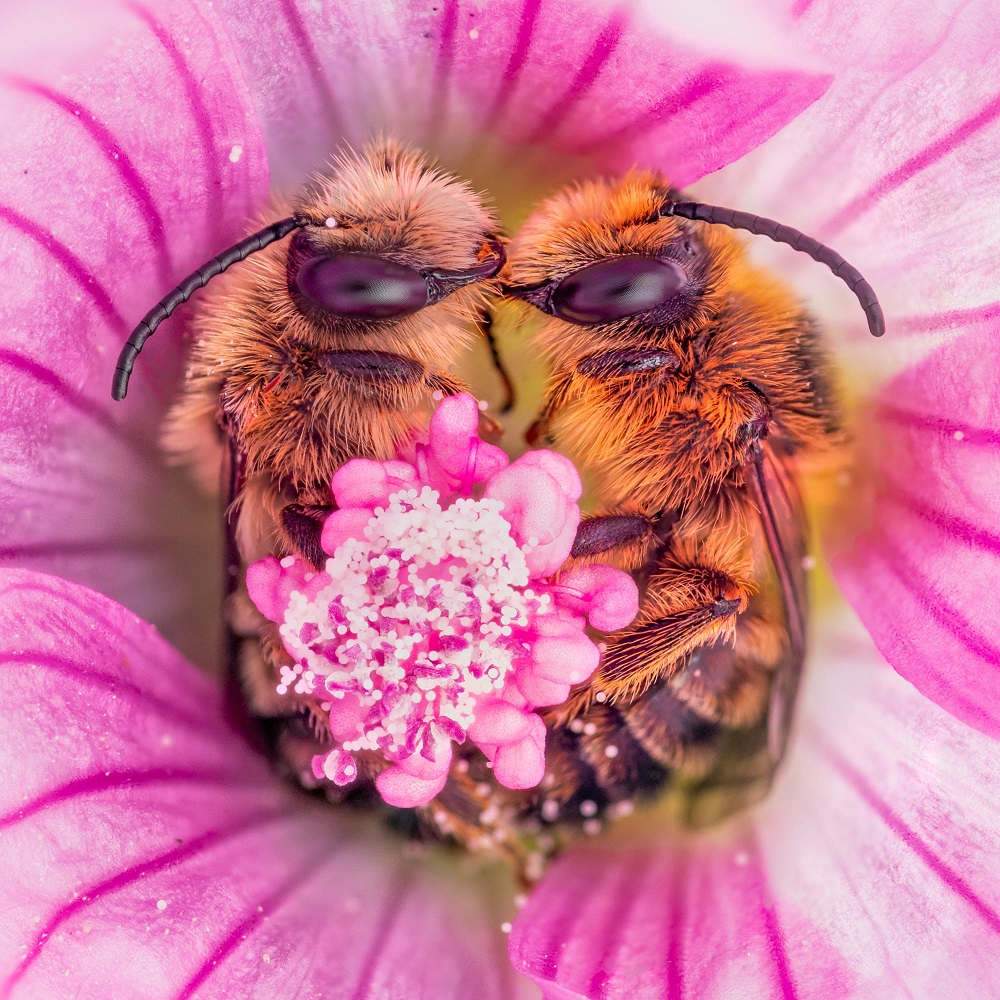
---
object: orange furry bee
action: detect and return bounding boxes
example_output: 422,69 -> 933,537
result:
505,172 -> 883,827
111,139 -> 507,814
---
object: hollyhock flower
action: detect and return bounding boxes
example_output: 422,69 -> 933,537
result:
1,2 -> 998,1000
245,392 -> 637,807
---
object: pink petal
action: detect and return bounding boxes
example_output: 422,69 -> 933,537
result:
394,734 -> 454,780
515,450 -> 583,503
492,712 -> 547,790
527,618 -> 600,691
325,693 -> 368,741
314,748 -> 358,785
703,0 -> 1000,340
0,569 -> 518,999
833,325 -> 1000,737
516,673 -> 571,709
213,0 -> 829,190
244,556 -> 292,622
555,564 -> 640,631
427,392 -> 508,488
524,506 -> 581,579
0,0 -> 268,667
467,699 -> 536,746
320,506 -> 376,554
485,466 -> 569,547
330,458 -> 418,510
512,613 -> 1000,997
376,766 -> 450,808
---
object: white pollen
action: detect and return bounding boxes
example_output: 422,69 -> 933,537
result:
478,398 -> 488,410
583,722 -> 597,736
325,217 -> 338,228
594,690 -> 607,703
500,921 -> 512,934
469,27 -> 480,39
953,430 -> 965,441
583,819 -> 602,836
579,799 -> 598,818
801,555 -> 816,571
156,899 -> 168,911
604,745 -> 619,758
228,144 -> 242,162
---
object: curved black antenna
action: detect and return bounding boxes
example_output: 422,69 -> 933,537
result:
111,215 -> 318,400
662,201 -> 885,338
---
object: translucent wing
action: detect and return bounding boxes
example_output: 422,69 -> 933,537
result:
745,436 -> 809,763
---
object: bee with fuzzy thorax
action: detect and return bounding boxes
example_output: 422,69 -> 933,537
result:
506,171 -> 883,827
112,138 -> 507,807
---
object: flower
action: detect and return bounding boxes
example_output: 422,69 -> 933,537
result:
246,392 -> 637,807
1,1 -> 998,999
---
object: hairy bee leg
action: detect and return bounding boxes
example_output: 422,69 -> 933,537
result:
475,303 -> 516,414
280,502 -> 330,568
570,511 -> 659,572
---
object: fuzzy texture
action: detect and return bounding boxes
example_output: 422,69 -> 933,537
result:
507,170 -> 828,819
3,0 -> 1000,997
244,393 -> 639,818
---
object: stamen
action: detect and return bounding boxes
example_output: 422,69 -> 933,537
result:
247,393 -> 639,808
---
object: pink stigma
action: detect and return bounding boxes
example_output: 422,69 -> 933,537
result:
246,394 -> 639,809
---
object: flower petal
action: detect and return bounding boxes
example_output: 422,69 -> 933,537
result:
702,0 -> 1000,339
0,0 -> 268,666
213,0 -> 830,191
833,323 -> 1000,737
330,458 -> 418,510
0,569 -> 520,999
511,611 -> 1000,997
492,712 -> 547,790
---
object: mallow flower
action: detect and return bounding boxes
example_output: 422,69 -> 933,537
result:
0,0 -> 997,998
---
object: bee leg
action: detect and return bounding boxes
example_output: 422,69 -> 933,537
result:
575,703 -> 672,802
570,510 -> 661,572
475,303 -> 516,414
280,502 -> 330,568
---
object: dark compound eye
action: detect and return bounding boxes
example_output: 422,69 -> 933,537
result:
551,256 -> 687,325
295,254 -> 429,318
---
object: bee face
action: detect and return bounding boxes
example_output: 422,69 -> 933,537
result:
506,172 -> 742,362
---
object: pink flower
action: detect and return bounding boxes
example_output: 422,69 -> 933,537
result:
245,392 -> 637,806
1,1 -> 998,999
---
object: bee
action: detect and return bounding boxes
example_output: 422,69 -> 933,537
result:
505,171 -> 883,828
111,138 -> 508,823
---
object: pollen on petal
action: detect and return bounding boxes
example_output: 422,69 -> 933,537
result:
248,394 -> 639,808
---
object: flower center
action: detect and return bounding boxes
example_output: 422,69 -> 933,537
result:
280,485 -> 549,764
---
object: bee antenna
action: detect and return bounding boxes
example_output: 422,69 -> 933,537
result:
111,214 -> 326,400
661,200 -> 885,337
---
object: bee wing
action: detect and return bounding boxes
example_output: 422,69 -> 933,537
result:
746,438 -> 808,763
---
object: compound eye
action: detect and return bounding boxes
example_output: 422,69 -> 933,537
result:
295,255 -> 429,318
552,256 -> 686,325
